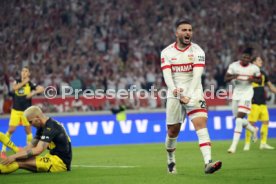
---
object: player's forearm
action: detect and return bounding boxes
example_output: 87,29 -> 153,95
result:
10,148 -> 39,161
224,74 -> 237,83
268,81 -> 276,93
35,86 -> 45,95
163,69 -> 176,92
12,82 -> 26,91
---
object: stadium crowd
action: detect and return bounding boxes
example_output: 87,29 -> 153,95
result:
0,0 -> 276,113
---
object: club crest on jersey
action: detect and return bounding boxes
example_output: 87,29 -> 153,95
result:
171,63 -> 193,72
188,54 -> 194,61
161,58 -> 165,63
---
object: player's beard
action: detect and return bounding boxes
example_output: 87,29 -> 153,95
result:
179,37 -> 190,47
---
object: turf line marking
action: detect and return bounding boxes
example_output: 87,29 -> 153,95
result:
72,164 -> 139,168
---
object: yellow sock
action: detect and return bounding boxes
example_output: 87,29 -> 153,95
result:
245,129 -> 251,144
26,133 -> 33,144
0,162 -> 19,174
261,124 -> 268,144
0,132 -> 19,153
1,132 -> 11,152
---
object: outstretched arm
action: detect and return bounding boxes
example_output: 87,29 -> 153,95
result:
1,140 -> 49,165
267,81 -> 276,93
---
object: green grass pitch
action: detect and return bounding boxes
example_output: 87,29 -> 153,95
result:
1,139 -> 276,184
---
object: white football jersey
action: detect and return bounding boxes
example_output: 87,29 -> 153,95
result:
227,61 -> 260,100
161,42 -> 205,98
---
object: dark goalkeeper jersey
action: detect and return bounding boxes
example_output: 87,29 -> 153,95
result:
35,118 -> 72,171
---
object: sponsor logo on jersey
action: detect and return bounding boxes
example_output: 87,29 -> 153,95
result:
171,63 -> 193,72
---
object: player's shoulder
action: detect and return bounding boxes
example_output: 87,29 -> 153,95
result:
250,63 -> 260,71
161,42 -> 175,55
229,60 -> 240,67
191,42 -> 205,54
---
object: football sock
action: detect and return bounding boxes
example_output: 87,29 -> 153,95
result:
1,132 -> 11,152
0,132 -> 19,153
0,162 -> 19,174
245,129 -> 251,144
26,133 -> 33,144
196,128 -> 211,164
231,118 -> 243,149
261,124 -> 268,144
165,135 -> 177,164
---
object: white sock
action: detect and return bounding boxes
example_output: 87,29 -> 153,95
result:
242,119 -> 256,133
165,134 -> 177,164
196,128 -> 211,164
230,118 -> 243,149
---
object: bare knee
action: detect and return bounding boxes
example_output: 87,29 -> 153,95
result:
7,126 -> 16,134
167,124 -> 181,138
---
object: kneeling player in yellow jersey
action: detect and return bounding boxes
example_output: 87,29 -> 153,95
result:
0,132 -> 21,158
244,57 -> 276,151
0,106 -> 72,174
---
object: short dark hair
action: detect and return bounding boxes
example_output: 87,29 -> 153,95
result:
250,57 -> 257,63
175,20 -> 191,29
242,47 -> 253,56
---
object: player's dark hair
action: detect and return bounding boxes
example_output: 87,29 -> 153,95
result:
175,20 -> 191,29
250,57 -> 257,63
242,47 -> 253,56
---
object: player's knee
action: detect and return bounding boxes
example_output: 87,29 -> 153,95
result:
8,128 -> 16,134
167,127 -> 180,138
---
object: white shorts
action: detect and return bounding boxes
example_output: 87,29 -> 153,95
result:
166,98 -> 208,125
232,100 -> 251,117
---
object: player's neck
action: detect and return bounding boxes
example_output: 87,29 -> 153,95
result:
176,41 -> 191,50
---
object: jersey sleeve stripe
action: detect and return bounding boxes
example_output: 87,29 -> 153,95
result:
161,65 -> 172,70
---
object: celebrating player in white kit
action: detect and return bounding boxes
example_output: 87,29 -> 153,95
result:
225,48 -> 261,153
161,20 -> 222,174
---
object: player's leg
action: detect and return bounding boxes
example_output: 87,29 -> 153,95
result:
0,162 -> 19,174
187,100 -> 221,174
35,154 -> 67,172
1,109 -> 20,157
228,100 -> 241,153
244,104 -> 259,151
1,157 -> 40,174
0,132 -> 20,154
259,105 -> 274,149
165,98 -> 182,174
238,101 -> 258,142
21,112 -> 33,145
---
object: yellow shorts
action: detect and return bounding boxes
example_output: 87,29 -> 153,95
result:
248,104 -> 269,122
9,109 -> 30,126
36,153 -> 67,172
